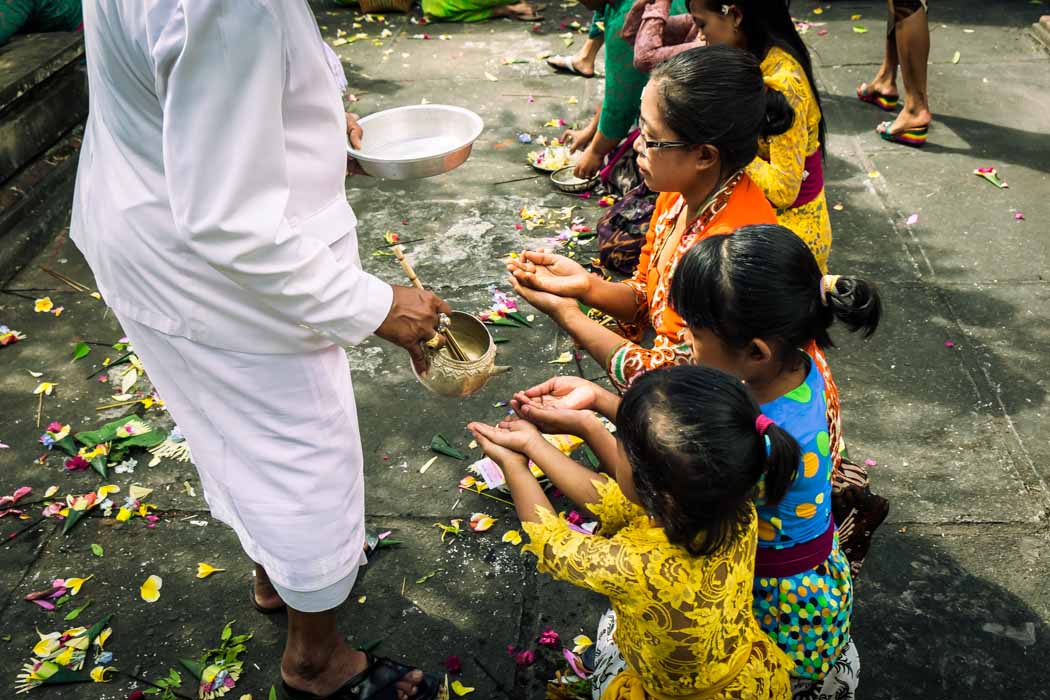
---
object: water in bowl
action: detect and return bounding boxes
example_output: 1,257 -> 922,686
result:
368,133 -> 461,160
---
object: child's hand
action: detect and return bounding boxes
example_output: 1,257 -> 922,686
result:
516,376 -> 602,411
511,397 -> 594,437
467,422 -> 530,471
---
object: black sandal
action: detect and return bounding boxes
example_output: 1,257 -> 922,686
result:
249,576 -> 287,615
278,654 -> 440,700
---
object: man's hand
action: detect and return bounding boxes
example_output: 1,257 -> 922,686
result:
346,112 -> 367,176
374,285 -> 452,375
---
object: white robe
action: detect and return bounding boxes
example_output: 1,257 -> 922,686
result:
70,0 -> 390,599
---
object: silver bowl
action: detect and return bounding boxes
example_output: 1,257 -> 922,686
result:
411,312 -> 510,398
348,105 -> 484,180
551,165 -> 598,193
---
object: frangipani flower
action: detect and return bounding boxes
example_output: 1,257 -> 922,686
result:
34,382 -> 57,395
34,297 -> 54,313
196,563 -> 225,579
140,575 -> 162,603
572,634 -> 593,654
469,513 -> 495,532
89,665 -> 115,683
63,576 -> 93,595
502,530 -> 522,545
451,680 -> 475,696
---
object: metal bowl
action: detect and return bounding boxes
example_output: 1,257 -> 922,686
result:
411,312 -> 510,398
348,105 -> 484,180
551,165 -> 598,193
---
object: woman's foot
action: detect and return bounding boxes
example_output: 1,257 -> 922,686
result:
493,1 -> 542,21
878,105 -> 932,136
253,565 -> 286,613
856,81 -> 899,111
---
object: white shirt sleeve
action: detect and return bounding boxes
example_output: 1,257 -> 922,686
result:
152,0 -> 392,347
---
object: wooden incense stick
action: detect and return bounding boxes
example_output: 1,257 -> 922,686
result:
390,245 -> 469,361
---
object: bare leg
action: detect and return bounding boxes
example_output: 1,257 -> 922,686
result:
888,6 -> 932,131
573,35 -> 604,76
253,564 -> 285,611
859,1 -> 900,99
282,608 -> 424,699
491,1 -> 540,20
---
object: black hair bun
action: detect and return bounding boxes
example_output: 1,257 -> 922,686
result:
762,88 -> 794,138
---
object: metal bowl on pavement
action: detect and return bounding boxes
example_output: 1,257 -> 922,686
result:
550,165 -> 598,193
347,105 -> 484,180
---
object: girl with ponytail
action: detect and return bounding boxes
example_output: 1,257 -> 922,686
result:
469,366 -> 795,699
508,45 -> 793,393
668,223 -> 886,698
687,0 -> 834,272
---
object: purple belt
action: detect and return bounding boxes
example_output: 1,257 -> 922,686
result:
599,129 -> 641,184
754,518 -> 834,578
789,148 -> 825,209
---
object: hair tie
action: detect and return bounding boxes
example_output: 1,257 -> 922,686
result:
820,275 -> 841,307
755,414 -> 774,436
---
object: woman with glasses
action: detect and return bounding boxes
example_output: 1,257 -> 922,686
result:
507,45 -> 791,392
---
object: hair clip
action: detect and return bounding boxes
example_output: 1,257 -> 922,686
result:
755,414 -> 774,436
721,4 -> 730,14
820,275 -> 842,306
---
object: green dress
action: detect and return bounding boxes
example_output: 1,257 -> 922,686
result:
597,0 -> 687,141
422,0 -> 516,23
0,0 -> 82,46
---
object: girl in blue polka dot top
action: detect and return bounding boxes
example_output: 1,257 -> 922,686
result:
669,223 -> 883,699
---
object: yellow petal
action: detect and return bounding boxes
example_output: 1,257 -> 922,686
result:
33,633 -> 61,657
548,351 -> 573,364
449,680 -> 474,696
53,646 -> 75,666
96,627 -> 112,649
115,507 -> 132,522
96,484 -> 119,498
140,574 -> 162,602
44,485 -> 59,498
34,297 -> 54,313
501,530 -> 522,545
572,634 -> 594,653
469,513 -> 495,532
196,562 -> 225,579
33,382 -> 56,395
90,666 -> 115,683
64,575 -> 93,595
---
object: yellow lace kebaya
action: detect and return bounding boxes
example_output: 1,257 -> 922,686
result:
522,479 -> 792,699
747,46 -> 832,273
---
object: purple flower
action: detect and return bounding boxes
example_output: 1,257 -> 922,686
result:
538,628 -> 560,647
64,456 -> 90,471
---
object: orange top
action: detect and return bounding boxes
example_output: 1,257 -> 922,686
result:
608,172 -> 777,390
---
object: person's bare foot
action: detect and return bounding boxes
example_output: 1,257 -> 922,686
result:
283,645 -> 424,700
253,565 -> 285,612
880,104 -> 932,134
493,1 -> 541,21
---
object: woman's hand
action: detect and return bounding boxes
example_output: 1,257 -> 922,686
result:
514,376 -> 603,411
573,145 -> 604,179
507,250 -> 593,299
509,275 -> 579,318
560,126 -> 595,154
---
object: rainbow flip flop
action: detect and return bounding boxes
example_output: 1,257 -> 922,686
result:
877,121 -> 928,147
857,84 -> 900,111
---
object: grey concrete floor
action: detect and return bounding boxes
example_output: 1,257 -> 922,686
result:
2,0 -> 1049,697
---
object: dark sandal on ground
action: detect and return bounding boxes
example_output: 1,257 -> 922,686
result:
278,654 -> 440,700
546,54 -> 594,78
249,576 -> 287,615
876,120 -> 928,147
856,82 -> 899,111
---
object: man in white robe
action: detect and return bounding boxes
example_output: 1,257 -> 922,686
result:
71,1 -> 442,697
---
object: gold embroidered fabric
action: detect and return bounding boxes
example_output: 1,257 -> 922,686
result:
523,480 -> 792,699
747,46 -> 832,273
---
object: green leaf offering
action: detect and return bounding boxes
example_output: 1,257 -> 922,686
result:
72,342 -> 91,361
64,600 -> 91,621
91,543 -> 104,557
431,434 -> 466,460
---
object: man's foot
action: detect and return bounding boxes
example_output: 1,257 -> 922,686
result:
493,1 -> 542,21
880,105 -> 932,135
283,646 -> 425,700
546,54 -> 595,78
252,565 -> 286,613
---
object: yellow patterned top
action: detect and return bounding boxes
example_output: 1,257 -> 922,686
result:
522,480 -> 792,699
746,46 -> 832,273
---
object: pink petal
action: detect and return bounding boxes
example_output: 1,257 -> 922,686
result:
944,340 -> 955,348
905,214 -> 919,226
864,459 -> 878,467
30,599 -> 56,610
1014,212 -> 1025,220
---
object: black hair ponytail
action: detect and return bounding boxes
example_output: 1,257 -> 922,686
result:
825,277 -> 882,338
669,224 -> 884,357
759,422 -> 799,505
762,87 -> 793,138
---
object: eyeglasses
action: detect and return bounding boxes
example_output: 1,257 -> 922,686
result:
639,139 -> 693,154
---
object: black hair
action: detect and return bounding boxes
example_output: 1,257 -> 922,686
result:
616,365 -> 800,555
668,224 -> 882,363
649,45 -> 794,179
692,0 -> 828,157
